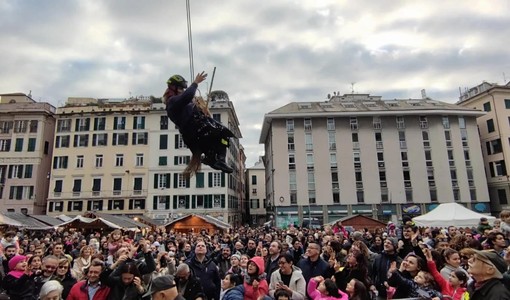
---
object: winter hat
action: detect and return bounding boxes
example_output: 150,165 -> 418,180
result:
231,254 -> 241,261
386,237 -> 399,249
8,255 -> 26,271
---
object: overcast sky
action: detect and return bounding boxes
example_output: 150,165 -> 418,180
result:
1,0 -> 510,167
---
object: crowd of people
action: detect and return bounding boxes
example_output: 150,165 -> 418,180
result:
0,213 -> 509,300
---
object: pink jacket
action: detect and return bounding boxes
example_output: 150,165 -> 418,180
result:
307,278 -> 348,300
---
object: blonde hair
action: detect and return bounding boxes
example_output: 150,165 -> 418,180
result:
500,210 -> 510,219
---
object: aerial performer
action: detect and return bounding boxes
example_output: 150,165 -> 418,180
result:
163,71 -> 235,176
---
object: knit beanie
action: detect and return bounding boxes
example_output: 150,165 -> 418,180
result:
8,255 -> 26,271
387,237 -> 399,249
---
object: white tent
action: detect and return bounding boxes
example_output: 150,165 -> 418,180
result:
412,203 -> 495,227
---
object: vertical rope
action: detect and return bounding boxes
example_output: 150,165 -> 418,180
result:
186,0 -> 194,80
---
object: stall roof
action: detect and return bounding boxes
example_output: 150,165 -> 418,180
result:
58,215 -> 121,229
31,215 -> 64,226
84,212 -> 149,230
0,213 -> 23,227
2,213 -> 54,230
165,214 -> 231,230
136,215 -> 166,227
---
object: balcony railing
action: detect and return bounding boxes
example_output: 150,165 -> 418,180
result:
50,189 -> 148,199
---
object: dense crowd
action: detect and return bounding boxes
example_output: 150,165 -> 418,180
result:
0,213 -> 510,300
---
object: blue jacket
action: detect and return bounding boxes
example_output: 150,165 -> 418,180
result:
222,285 -> 244,300
297,257 -> 332,284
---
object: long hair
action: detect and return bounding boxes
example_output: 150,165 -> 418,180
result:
350,279 -> 370,300
323,279 -> 340,298
183,154 -> 202,178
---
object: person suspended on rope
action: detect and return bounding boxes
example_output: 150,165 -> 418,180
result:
163,71 -> 234,176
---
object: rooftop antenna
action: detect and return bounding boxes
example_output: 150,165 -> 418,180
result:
351,82 -> 356,94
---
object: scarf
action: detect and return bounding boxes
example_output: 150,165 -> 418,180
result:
8,270 -> 29,279
244,272 -> 267,285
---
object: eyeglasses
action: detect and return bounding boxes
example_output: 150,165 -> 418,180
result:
45,265 -> 57,270
58,265 -> 69,269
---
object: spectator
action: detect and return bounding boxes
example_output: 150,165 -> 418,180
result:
1,255 -> 34,299
345,279 -> 370,300
2,244 -> 18,274
387,261 -> 442,299
220,273 -> 244,300
440,248 -> 468,280
143,275 -> 182,300
243,256 -> 268,300
288,240 -> 304,265
297,242 -> 333,298
174,263 -> 205,300
228,253 -> 243,276
39,280 -> 64,300
186,240 -> 221,300
28,255 -> 42,273
477,217 -> 492,234
424,248 -> 467,300
307,276 -> 348,300
333,252 -> 370,292
107,261 -> 146,300
245,240 -> 257,258
67,259 -> 110,300
215,246 -> 232,279
71,245 -> 92,281
466,249 -> 510,300
33,255 -> 59,297
54,257 -> 76,299
369,237 -> 401,299
268,253 -> 306,300
265,241 -> 281,283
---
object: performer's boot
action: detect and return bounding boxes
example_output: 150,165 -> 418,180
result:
211,149 -> 233,173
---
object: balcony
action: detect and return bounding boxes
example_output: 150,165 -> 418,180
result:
376,141 -> 383,149
420,122 -> 428,129
399,141 -> 407,149
48,189 -> 148,199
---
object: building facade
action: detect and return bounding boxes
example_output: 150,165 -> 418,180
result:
260,93 -> 490,226
245,156 -> 267,226
457,82 -> 510,214
46,92 -> 245,225
0,93 -> 56,214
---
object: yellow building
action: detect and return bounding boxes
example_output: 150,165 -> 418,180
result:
0,93 -> 56,214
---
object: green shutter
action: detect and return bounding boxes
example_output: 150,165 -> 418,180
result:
221,173 -> 225,187
173,196 -> 177,210
174,134 -> 179,148
192,195 -> 196,209
174,156 -> 178,165
208,173 -> 212,187
186,196 -> 190,209
173,173 -> 178,188
153,196 -> 158,210
165,196 -> 170,210
196,172 -> 204,188
133,117 -> 137,129
166,173 -> 170,188
114,117 -> 118,130
154,174 -> 158,189
186,178 -> 190,188
221,195 -> 225,208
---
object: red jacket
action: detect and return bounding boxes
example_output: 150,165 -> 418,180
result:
66,280 -> 110,300
427,260 -> 466,300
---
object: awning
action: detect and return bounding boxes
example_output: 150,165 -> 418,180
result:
58,215 -> 121,229
2,213 -> 55,230
31,215 -> 65,226
0,213 -> 24,227
83,212 -> 149,231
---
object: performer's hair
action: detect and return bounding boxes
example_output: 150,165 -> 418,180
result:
184,154 -> 202,178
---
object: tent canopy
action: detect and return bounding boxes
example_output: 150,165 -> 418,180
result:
412,203 -> 495,227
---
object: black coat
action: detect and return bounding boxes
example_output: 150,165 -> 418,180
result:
370,252 -> 402,298
1,273 -> 34,300
175,276 -> 205,300
467,278 -> 510,300
186,256 -> 221,300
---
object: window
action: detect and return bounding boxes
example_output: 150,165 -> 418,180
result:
213,113 -> 221,123
506,99 -> 510,109
178,174 -> 187,188
160,135 -> 168,149
76,155 -> 84,168
212,172 -> 222,187
136,153 -> 144,166
54,180 -> 63,195
350,117 -> 358,130
56,135 -> 70,148
15,138 -> 23,152
489,160 -> 507,177
133,116 -> 145,129
73,134 -> 89,147
0,121 -> 12,133
328,132 -> 336,150
75,118 -> 90,132
483,102 -> 491,112
498,189 -> 508,205
92,133 -> 108,146
330,153 -> 337,168
57,119 -> 71,132
113,133 -> 128,145
487,139 -> 502,155
95,154 -> 103,168
67,201 -> 83,212
430,189 -> 438,202
115,154 -> 124,167
113,178 -> 122,195
375,132 -> 383,149
175,156 -> 190,165
419,116 -> 428,129
357,191 -> 364,203
26,138 -> 36,152
251,175 -> 257,185
159,156 -> 168,166
331,172 -> 339,190
196,172 -> 204,188
396,116 -> 405,129
175,134 -> 187,149
290,191 -> 297,204
289,171 -> 297,191
108,200 -> 124,210
287,134 -> 295,151
399,131 -> 406,149
305,133 -> 313,151
308,190 -> 316,204
29,120 -> 38,132
304,119 -> 312,131
0,139 -> 10,151
113,117 -> 126,130
352,132 -> 359,149
442,116 -> 450,129
487,119 -> 495,133
287,153 -> 295,170
94,117 -> 106,131
88,200 -> 103,211
157,173 -> 170,189
133,177 -> 143,193
72,179 -> 82,196
373,116 -> 382,129
160,116 -> 168,130
132,132 -> 148,145
130,199 -> 145,210
286,119 -> 294,132
92,178 -> 101,195
53,156 -> 68,169
306,153 -> 314,169
250,199 -> 260,209
14,120 -> 28,133
327,118 -> 335,130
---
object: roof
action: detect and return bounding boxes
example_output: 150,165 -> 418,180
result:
259,95 -> 484,143
84,212 -> 149,230
31,215 -> 65,226
0,213 -> 23,227
2,213 -> 55,230
326,214 -> 387,227
136,215 -> 166,227
164,214 -> 231,230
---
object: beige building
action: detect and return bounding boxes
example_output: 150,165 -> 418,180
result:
245,156 -> 267,225
0,93 -> 56,214
457,82 -> 510,214
46,92 -> 245,225
260,93 -> 490,226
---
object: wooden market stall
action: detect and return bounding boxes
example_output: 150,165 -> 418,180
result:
164,214 -> 231,234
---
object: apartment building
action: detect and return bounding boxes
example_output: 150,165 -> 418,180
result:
457,82 -> 510,214
260,93 -> 490,226
245,156 -> 267,226
0,93 -> 56,214
46,92 -> 245,225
